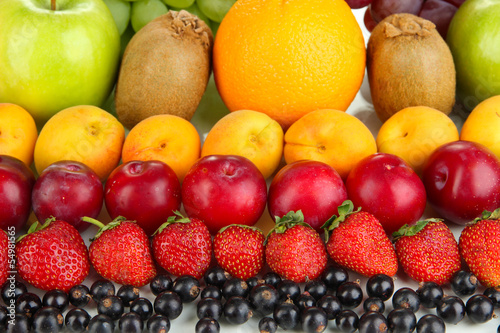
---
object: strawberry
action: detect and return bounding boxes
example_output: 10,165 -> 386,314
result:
265,211 -> 327,283
459,208 -> 500,288
393,219 -> 461,285
0,230 -> 9,286
213,224 -> 265,280
323,200 -> 398,277
85,216 -> 157,287
15,219 -> 90,292
152,212 -> 212,279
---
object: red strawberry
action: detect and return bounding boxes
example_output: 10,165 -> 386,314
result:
265,211 -> 327,283
213,224 -> 265,280
85,216 -> 157,287
15,219 -> 90,292
0,230 -> 10,286
459,208 -> 500,288
393,219 -> 461,285
323,200 -> 398,277
152,212 -> 212,279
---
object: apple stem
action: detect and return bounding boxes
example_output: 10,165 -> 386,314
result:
51,0 -> 56,11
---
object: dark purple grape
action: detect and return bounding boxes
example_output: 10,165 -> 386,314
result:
345,0 -> 373,9
370,0 -> 425,22
419,0 -> 458,39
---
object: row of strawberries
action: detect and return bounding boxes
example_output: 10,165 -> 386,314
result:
1,200 -> 498,295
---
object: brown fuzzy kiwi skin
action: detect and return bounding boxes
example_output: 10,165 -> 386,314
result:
114,10 -> 213,130
367,13 -> 456,123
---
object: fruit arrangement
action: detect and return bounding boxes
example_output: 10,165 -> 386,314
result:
2,0 -> 500,332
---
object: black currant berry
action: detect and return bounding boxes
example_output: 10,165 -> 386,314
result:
484,286 -> 500,308
65,308 -> 91,333
450,270 -> 478,297
42,289 -> 69,312
277,279 -> 301,303
416,282 -> 443,309
195,317 -> 220,333
317,295 -> 342,320
259,316 -> 278,333
436,295 -> 465,325
15,292 -> 42,322
416,314 -> 445,333
386,308 -> 416,333
0,306 -> 7,331
117,285 -> 140,307
305,280 -> 328,301
366,274 -> 394,301
273,299 -> 300,330
223,296 -> 253,325
1,280 -> 27,305
90,279 -> 115,303
130,297 -> 153,321
87,314 -> 115,333
221,278 -> 249,299
246,276 -> 264,291
358,311 -> 387,333
204,266 -> 229,288
32,306 -> 64,333
118,311 -> 143,333
97,295 -> 124,321
363,297 -> 385,313
301,306 -> 328,333
196,297 -> 223,320
392,287 -> 420,313
336,281 -> 363,309
296,291 -> 317,313
335,309 -> 359,333
150,274 -> 173,296
154,290 -> 183,320
249,283 -> 279,316
465,294 -> 494,324
146,314 -> 170,333
6,313 -> 30,333
201,285 -> 222,300
322,265 -> 349,291
172,275 -> 201,303
263,272 -> 282,288
68,284 -> 91,308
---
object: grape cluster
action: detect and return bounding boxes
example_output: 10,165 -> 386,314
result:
345,0 -> 466,39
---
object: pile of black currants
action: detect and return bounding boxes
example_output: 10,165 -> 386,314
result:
0,267 -> 498,333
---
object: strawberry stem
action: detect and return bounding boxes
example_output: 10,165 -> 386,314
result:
82,216 -> 106,229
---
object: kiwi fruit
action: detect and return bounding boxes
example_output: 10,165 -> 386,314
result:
115,10 -> 213,129
367,13 -> 456,122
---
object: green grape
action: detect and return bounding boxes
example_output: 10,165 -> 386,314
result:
162,0 -> 195,9
103,0 -> 132,35
171,2 -> 211,28
131,0 -> 168,32
196,0 -> 236,23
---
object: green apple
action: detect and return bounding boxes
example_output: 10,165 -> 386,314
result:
447,0 -> 500,112
0,0 -> 121,127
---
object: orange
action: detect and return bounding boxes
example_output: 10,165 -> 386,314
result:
122,115 -> 201,182
284,109 -> 377,180
213,0 -> 366,130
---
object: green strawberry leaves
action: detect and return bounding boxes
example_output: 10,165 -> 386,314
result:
83,215 -> 129,241
264,210 -> 313,245
152,210 -> 192,236
321,200 -> 360,243
16,216 -> 57,242
392,218 -> 443,241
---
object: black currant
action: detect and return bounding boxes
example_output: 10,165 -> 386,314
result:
416,282 -> 443,309
97,295 -> 124,321
146,314 -> 170,333
305,280 -> 328,301
154,290 -> 183,320
87,314 -> 115,333
277,279 -> 301,303
118,311 -> 143,333
358,311 -> 387,333
436,295 -> 465,325
6,313 -> 30,333
221,278 -> 249,299
363,297 -> 385,313
296,291 -> 317,313
65,308 -> 91,333
263,271 -> 282,288
130,297 -> 153,321
223,296 -> 253,325
301,306 -> 328,333
416,314 -> 445,333
90,279 -> 115,303
484,286 -> 500,308
0,306 -> 7,331
386,308 -> 416,333
366,274 -> 394,301
68,284 -> 91,308
117,285 -> 140,307
32,306 -> 64,333
201,285 -> 222,300
322,265 -> 349,291
15,292 -> 42,323
204,266 -> 229,288
273,299 -> 300,330
150,274 -> 172,296
317,294 -> 342,320
1,280 -> 27,304
195,317 -> 220,333
246,276 -> 264,291
335,309 -> 359,333
172,275 -> 201,303
42,289 -> 69,312
465,294 -> 494,324
336,281 -> 363,309
450,270 -> 478,297
259,316 -> 278,333
392,287 -> 420,313
249,283 -> 279,316
196,297 -> 223,320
